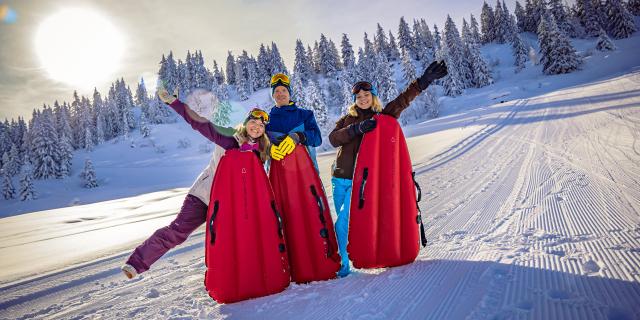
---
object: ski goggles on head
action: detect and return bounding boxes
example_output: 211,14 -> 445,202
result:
352,81 -> 378,95
352,81 -> 378,102
352,81 -> 373,94
245,108 -> 269,124
270,73 -> 290,87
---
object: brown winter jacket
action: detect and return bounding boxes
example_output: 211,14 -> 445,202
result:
329,80 -> 422,179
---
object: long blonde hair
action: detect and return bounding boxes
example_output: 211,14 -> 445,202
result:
234,124 -> 271,163
347,95 -> 383,117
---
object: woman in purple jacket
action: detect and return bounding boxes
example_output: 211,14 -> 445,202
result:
121,86 -> 272,279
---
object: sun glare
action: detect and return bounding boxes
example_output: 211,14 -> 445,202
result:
34,8 -> 124,89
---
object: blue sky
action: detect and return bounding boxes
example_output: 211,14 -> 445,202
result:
0,0 -> 518,120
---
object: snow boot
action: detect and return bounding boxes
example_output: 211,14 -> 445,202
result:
121,264 -> 138,279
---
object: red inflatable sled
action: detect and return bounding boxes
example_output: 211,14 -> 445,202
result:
348,114 -> 427,269
205,149 -> 290,303
269,146 -> 341,283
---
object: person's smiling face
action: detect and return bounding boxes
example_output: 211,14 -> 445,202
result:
273,86 -> 290,107
245,118 -> 265,139
355,90 -> 373,109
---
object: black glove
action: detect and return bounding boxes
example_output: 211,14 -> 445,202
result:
417,60 -> 448,90
274,132 -> 305,145
291,132 -> 306,144
349,118 -> 377,137
273,135 -> 287,145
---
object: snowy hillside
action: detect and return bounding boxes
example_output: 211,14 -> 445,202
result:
2,30 -> 639,218
0,92 -> 268,217
1,31 -> 639,319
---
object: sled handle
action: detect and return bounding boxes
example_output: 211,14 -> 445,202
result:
419,220 -> 427,248
358,168 -> 369,209
271,200 -> 284,238
412,172 -> 427,247
310,185 -> 325,222
310,185 -> 335,258
209,200 -> 219,245
412,171 -> 422,202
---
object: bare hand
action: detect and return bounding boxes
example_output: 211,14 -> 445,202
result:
158,85 -> 178,105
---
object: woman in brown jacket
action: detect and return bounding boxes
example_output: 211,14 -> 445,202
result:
328,60 -> 448,277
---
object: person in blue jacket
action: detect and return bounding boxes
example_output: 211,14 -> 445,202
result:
267,73 -> 322,169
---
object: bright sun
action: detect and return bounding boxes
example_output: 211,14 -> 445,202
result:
35,8 -> 124,89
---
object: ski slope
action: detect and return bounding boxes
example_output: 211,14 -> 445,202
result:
1,68 -> 639,319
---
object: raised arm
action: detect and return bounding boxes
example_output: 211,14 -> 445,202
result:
168,100 -> 238,149
158,87 -> 238,149
382,60 -> 448,118
381,81 -> 422,119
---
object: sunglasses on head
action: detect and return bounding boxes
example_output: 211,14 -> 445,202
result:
352,81 -> 373,94
270,73 -> 290,87
247,108 -> 269,124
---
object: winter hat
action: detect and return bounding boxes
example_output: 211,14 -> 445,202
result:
351,81 -> 378,102
270,73 -> 292,96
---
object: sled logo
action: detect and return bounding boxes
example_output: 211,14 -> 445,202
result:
241,168 -> 247,174
391,137 -> 396,143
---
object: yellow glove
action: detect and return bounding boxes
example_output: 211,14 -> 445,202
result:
270,144 -> 285,161
278,136 -> 297,155
157,84 -> 178,105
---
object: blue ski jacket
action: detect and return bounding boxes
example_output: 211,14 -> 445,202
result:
266,101 -> 322,147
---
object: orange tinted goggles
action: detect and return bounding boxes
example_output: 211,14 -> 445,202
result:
270,73 -> 290,87
248,108 -> 269,124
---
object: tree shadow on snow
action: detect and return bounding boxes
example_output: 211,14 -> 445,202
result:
218,259 -> 640,320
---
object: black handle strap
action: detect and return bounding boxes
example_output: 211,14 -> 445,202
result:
358,168 -> 369,209
310,185 -> 325,217
271,200 -> 284,238
412,172 -> 427,247
419,219 -> 427,247
209,200 -> 219,245
310,185 -> 335,258
412,171 -> 422,202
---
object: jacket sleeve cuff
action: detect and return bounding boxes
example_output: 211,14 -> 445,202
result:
296,132 -> 306,144
169,99 -> 182,108
411,80 -> 424,92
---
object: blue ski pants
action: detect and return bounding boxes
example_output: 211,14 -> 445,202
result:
332,177 -> 352,276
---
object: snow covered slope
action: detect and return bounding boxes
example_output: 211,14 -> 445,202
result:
1,65 -> 639,319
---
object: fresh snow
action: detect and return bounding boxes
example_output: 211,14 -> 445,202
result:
1,34 -> 640,319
